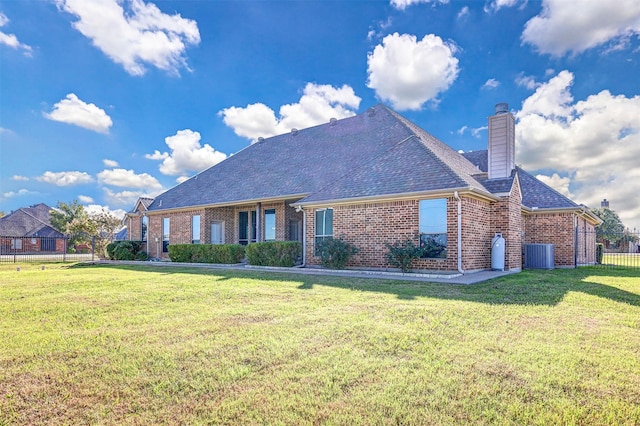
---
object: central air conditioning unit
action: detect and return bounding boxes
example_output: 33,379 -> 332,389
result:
524,244 -> 555,269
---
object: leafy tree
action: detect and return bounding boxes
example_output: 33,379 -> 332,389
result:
50,201 -> 96,247
0,211 -> 5,218
590,207 -> 634,249
90,208 -> 124,257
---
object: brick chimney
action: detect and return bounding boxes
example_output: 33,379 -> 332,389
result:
488,103 -> 515,179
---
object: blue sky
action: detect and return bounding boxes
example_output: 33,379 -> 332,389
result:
1,0 -> 639,229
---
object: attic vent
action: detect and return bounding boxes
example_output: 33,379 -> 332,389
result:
329,117 -> 337,126
367,107 -> 376,117
494,103 -> 509,114
291,128 -> 299,135
257,137 -> 265,143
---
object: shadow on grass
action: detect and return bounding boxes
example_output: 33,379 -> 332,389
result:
72,263 -> 640,307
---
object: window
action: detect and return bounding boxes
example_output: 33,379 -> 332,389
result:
162,217 -> 170,252
11,239 -> 23,250
141,216 -> 148,242
264,209 -> 276,241
419,199 -> 447,259
211,221 -> 224,244
238,211 -> 256,245
192,215 -> 201,244
315,208 -> 333,252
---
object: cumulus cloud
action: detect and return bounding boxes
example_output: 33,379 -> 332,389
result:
522,0 -> 640,56
0,12 -> 32,55
367,33 -> 459,110
457,6 -> 470,19
2,189 -> 35,198
390,0 -> 448,10
35,171 -> 94,186
515,73 -> 540,90
97,168 -> 162,189
457,125 -> 488,138
103,159 -> 119,167
12,175 -> 29,181
146,129 -> 227,175
78,195 -> 94,203
484,0 -> 523,12
535,173 -> 574,198
56,0 -> 200,76
515,70 -> 640,229
219,83 -> 361,141
44,93 -> 112,133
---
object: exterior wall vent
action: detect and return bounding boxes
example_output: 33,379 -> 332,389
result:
524,244 -> 555,269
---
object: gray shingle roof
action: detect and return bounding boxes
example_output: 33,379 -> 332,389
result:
462,150 -> 578,209
149,105 -> 495,211
0,203 -> 63,237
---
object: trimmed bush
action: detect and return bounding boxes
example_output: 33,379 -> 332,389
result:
168,244 -> 245,264
385,239 -> 423,273
245,241 -> 301,267
596,243 -> 604,264
107,240 -> 145,261
316,237 -> 358,270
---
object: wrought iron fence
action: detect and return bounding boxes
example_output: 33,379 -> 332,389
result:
0,236 -> 95,263
578,229 -> 640,269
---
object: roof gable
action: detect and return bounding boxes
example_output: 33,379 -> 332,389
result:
0,204 -> 63,237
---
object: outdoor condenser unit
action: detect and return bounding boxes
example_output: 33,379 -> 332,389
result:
524,244 -> 555,269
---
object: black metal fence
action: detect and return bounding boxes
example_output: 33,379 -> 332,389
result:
580,229 -> 640,269
0,236 -> 95,263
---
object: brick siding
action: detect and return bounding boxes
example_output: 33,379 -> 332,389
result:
524,212 -> 581,267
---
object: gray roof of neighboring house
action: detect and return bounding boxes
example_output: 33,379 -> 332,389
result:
0,203 -> 64,237
462,150 -> 579,209
148,105 -> 494,211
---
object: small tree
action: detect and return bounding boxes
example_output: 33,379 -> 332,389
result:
50,201 -> 95,248
90,208 -> 123,257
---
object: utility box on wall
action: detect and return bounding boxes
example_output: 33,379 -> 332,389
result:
524,244 -> 555,269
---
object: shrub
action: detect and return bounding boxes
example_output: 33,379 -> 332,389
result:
385,239 -> 423,273
106,241 -> 145,261
245,241 -> 301,267
596,243 -> 604,264
168,244 -> 245,264
316,237 -> 358,270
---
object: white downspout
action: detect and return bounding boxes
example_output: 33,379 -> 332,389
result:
454,192 -> 464,274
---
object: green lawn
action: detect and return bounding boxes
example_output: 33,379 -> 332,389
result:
1,264 -> 639,425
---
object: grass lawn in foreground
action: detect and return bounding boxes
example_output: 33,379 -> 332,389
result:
1,264 -> 639,425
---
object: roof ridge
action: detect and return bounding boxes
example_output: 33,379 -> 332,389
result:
19,207 -> 57,235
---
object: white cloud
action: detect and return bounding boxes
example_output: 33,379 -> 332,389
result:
219,83 -> 361,141
97,168 -> 162,189
35,171 -> 94,186
457,6 -> 470,19
176,176 -> 189,184
2,189 -> 35,198
146,129 -> 227,175
482,78 -> 500,89
84,204 -> 126,220
44,93 -> 112,133
11,175 -> 29,181
366,33 -> 459,110
103,159 -> 119,167
515,73 -> 540,90
56,0 -> 200,76
535,173 -> 574,198
103,188 -> 156,207
457,125 -> 487,138
78,195 -> 94,203
390,0 -> 448,10
516,70 -> 640,229
0,12 -> 32,55
522,0 -> 640,56
484,0 -> 522,12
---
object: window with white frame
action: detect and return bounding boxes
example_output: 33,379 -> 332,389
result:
314,208 -> 333,253
162,217 -> 170,252
419,199 -> 447,258
141,216 -> 148,242
264,209 -> 276,241
211,221 -> 224,244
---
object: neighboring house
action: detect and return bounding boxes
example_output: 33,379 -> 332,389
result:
126,103 -> 600,271
0,203 -> 65,253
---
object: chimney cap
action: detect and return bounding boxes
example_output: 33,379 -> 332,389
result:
494,103 -> 509,114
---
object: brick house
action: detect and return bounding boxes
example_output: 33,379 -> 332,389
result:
126,103 -> 600,271
0,203 -> 66,253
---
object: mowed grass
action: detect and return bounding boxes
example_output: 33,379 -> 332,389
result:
1,264 -> 639,425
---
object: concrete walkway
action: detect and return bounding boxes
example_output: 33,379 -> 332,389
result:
95,260 -> 517,284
